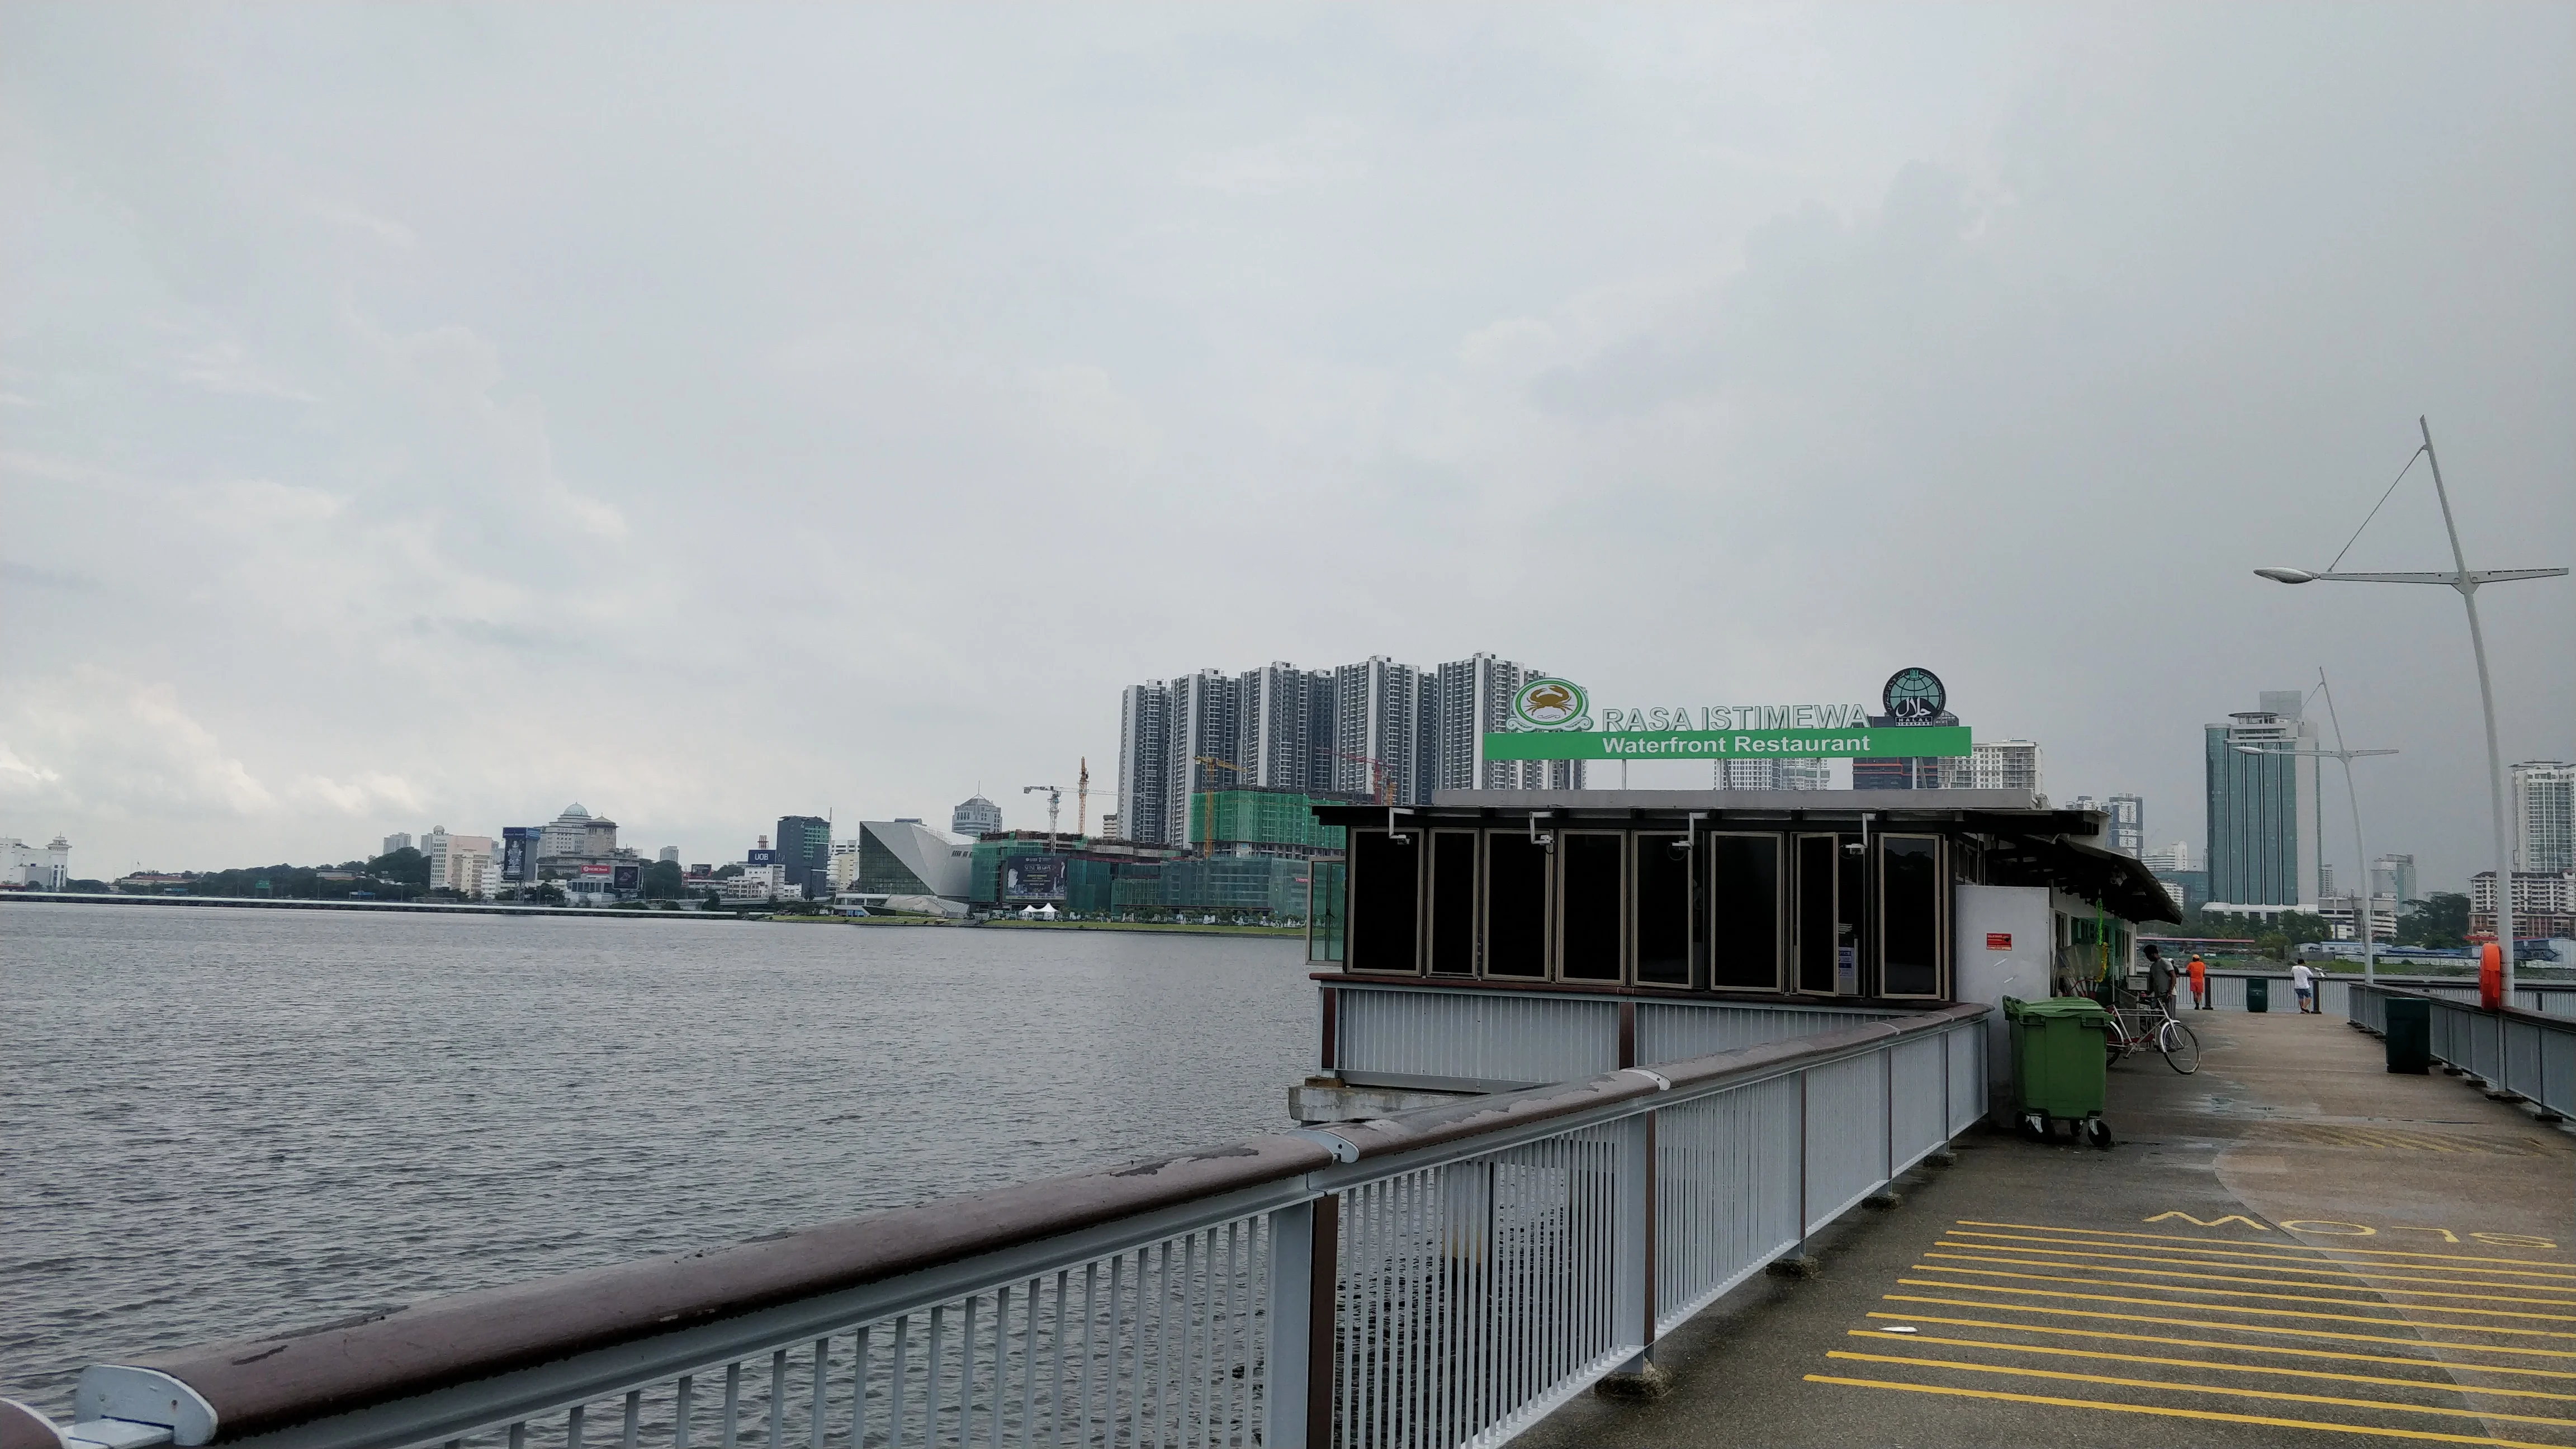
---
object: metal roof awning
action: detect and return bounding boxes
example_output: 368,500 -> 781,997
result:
1986,832 -> 2183,924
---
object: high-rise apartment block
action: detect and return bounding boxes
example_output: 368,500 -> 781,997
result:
382,832 -> 413,857
1114,654 -> 1583,850
2513,761 -> 2574,872
2205,691 -> 2321,907
2106,794 -> 2143,856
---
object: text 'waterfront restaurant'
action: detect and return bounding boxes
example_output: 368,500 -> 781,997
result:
1295,672 -> 2180,1104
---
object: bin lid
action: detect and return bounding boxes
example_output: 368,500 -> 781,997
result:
2003,995 -> 2115,1025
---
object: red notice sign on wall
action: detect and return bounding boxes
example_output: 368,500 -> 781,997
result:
1986,932 -> 2012,950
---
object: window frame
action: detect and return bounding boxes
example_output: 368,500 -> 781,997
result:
1631,831 -> 1694,989
1426,828 -> 1482,976
1481,828 -> 1552,979
1876,834 -> 1947,999
1554,828 -> 1628,983
1344,827 -> 1424,976
1705,831 -> 1786,992
1793,831 -> 1844,995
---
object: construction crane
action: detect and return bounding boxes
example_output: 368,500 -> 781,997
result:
1337,751 -> 1396,806
1021,784 -> 1064,847
1191,755 -> 1244,856
1076,757 -> 1090,838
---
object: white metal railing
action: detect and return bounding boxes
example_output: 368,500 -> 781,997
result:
2347,983 -> 2574,1121
9,1007 -> 1986,1449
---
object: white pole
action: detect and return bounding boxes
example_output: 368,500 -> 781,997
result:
2315,670 -> 2375,986
2418,417 -> 2516,1000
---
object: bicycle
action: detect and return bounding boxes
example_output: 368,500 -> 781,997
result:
2106,992 -> 2201,1074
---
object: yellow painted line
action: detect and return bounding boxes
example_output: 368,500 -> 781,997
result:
1893,1280 -> 2576,1340
1824,1351 -> 2576,1430
1865,1312 -> 2576,1382
1846,1330 -> 2576,1403
1805,1374 -> 2576,1448
1882,1295 -> 2576,1361
1946,1230 -> 2576,1282
1907,1267 -> 2576,1323
1954,1220 -> 2575,1271
1922,1251 -> 2576,1306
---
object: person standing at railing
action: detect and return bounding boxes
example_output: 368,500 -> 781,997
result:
2144,943 -> 2176,1016
2291,959 -> 2318,1014
2187,953 -> 2209,1010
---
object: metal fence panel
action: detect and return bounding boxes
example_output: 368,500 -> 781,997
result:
1800,1054 -> 1890,1235
1651,1077 -> 1801,1335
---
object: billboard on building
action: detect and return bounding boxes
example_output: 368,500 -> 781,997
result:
747,849 -> 777,866
1005,855 -> 1068,901
501,826 -> 539,883
612,863 -> 642,894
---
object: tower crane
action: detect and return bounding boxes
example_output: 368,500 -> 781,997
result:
1191,755 -> 1244,856
1337,751 -> 1396,806
1021,784 -> 1064,847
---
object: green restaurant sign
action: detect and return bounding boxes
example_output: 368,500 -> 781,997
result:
1481,670 -> 1972,763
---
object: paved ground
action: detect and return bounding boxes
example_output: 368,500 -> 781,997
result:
1519,1008 -> 2576,1449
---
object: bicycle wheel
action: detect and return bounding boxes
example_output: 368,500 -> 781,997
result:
2159,1019 -> 2201,1074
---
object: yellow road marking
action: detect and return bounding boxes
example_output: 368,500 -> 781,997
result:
1865,1312 -> 2576,1381
1805,1374 -> 2576,1448
1921,1251 -> 2576,1306
1906,1268 -> 2576,1323
1893,1281 -> 2576,1339
1882,1295 -> 2576,1360
1947,1230 -> 2576,1282
1824,1351 -> 2576,1429
1954,1220 -> 2575,1270
1845,1330 -> 2576,1403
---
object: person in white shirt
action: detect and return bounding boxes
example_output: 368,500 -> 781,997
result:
2290,960 -> 2317,1014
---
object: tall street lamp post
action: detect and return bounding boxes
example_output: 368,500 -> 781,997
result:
2256,417 -> 2566,999
2236,671 -> 2397,985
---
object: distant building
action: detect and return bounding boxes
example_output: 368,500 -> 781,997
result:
951,795 -> 1004,839
2471,869 -> 2576,940
1097,812 -> 1121,841
1956,740 -> 2043,794
2372,853 -> 2419,905
381,832 -> 413,857
424,829 -> 496,897
2,835 -> 70,891
2205,692 -> 2321,907
2142,841 -> 2196,874
828,841 -> 861,891
2514,761 -> 2574,872
776,815 -> 832,899
1714,758 -> 1832,790
2106,794 -> 2143,857
658,846 -> 679,865
2317,892 -> 2398,943
539,804 -> 617,863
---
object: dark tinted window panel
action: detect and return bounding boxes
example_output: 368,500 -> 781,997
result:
1882,837 -> 1940,996
1560,834 -> 1623,981
1708,835 -> 1781,989
1349,830 -> 1419,973
1797,835 -> 1837,992
1485,833 -> 1549,977
1635,834 -> 1690,985
1428,832 -> 1478,974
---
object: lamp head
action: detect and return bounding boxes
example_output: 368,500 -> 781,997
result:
2255,567 -> 2319,584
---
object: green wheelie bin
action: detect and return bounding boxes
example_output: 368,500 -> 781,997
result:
2003,996 -> 2116,1148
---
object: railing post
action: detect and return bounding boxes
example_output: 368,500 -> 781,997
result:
1263,1196 -> 1336,1449
1609,1110 -> 1658,1375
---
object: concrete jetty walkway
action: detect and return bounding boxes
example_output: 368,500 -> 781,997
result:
1523,1009 -> 2576,1448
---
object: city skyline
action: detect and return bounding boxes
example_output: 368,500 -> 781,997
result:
3,7 -> 2568,885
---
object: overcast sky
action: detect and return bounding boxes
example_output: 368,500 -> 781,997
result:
3,3 -> 2569,888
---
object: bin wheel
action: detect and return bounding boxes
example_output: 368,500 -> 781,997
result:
2085,1117 -> 2114,1150
2020,1112 -> 2048,1141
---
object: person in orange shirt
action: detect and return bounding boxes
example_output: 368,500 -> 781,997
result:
2186,954 -> 2209,1010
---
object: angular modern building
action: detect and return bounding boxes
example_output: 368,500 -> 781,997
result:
846,820 -> 974,901
2204,692 -> 2321,907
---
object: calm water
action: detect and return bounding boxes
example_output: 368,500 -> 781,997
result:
0,904 -> 1317,1415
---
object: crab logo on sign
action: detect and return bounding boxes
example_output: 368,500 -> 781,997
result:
1510,677 -> 1593,732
